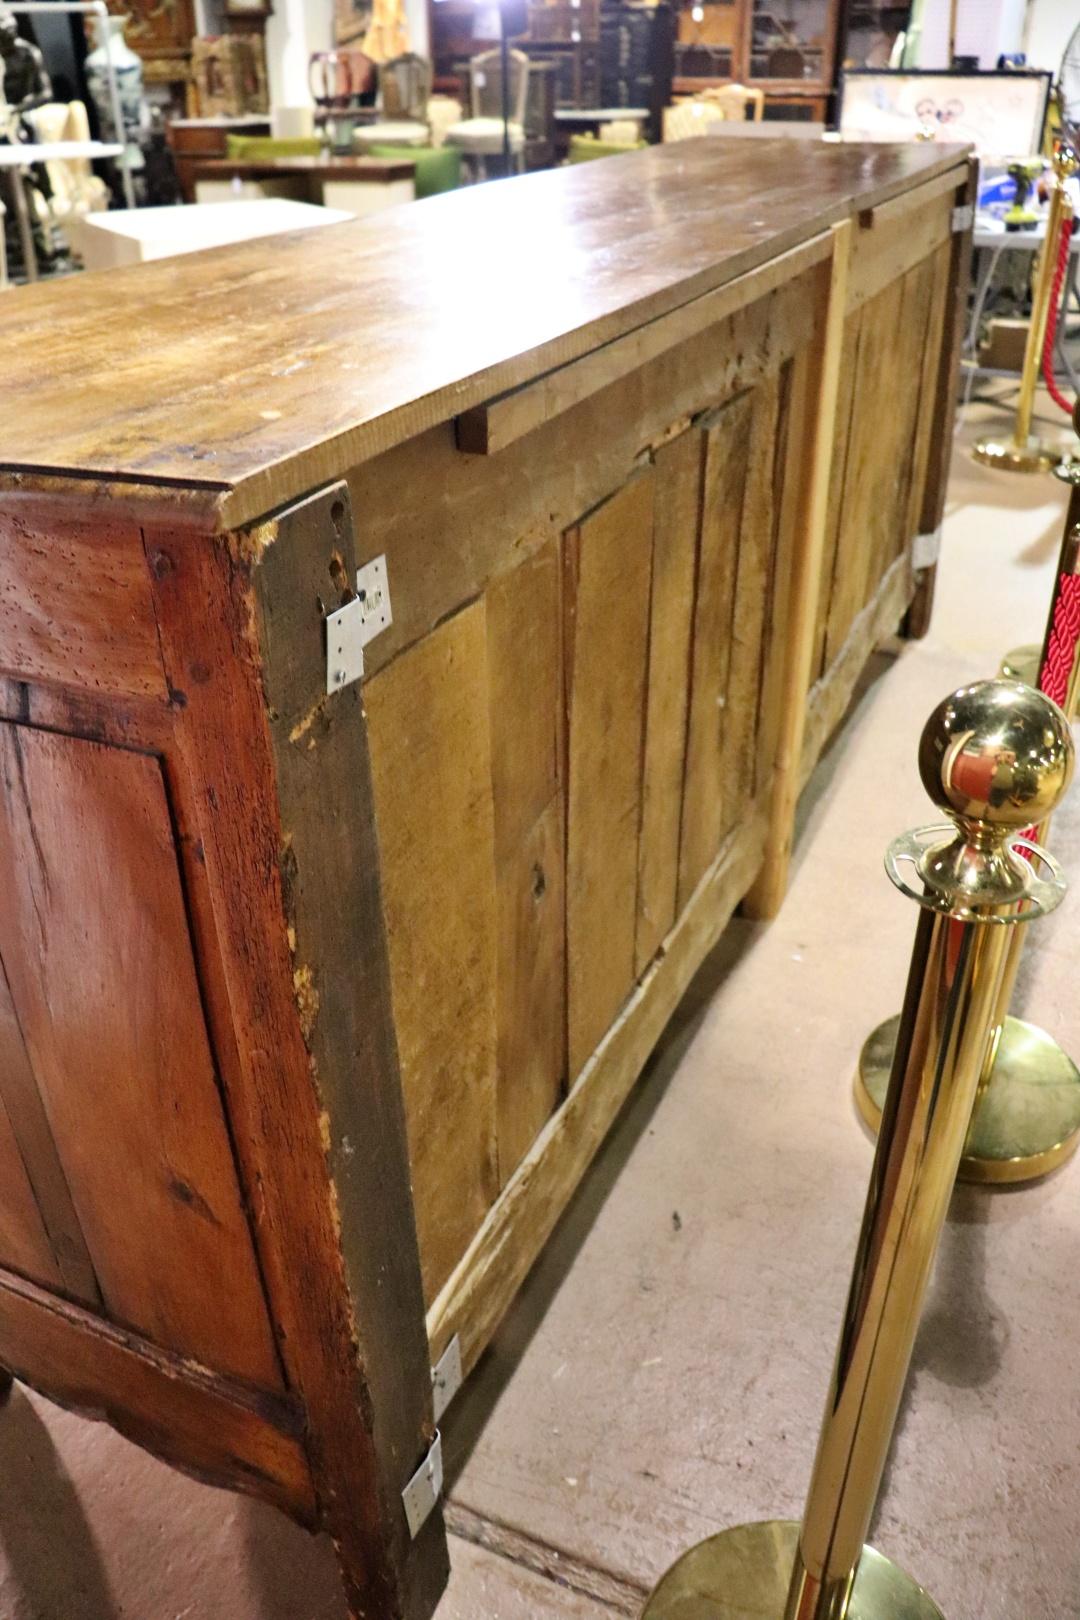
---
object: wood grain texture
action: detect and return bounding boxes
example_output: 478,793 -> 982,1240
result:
846,181 -> 953,312
455,234 -> 831,456
486,547 -> 567,1183
0,724 -> 281,1386
565,474 -> 655,1083
146,516 -> 448,1620
813,307 -> 862,685
677,392 -> 755,911
252,484 -> 448,1619
0,143 -> 970,526
428,810 -> 768,1373
0,959 -> 100,1307
367,602 -> 500,1302
350,272 -> 820,686
800,550 -> 915,787
907,158 -> 975,640
0,1091 -> 63,1294
904,237 -> 953,550
723,370 -> 783,827
635,429 -> 703,975
0,1266 -> 315,1522
0,509 -> 168,701
823,273 -> 908,670
742,224 -> 851,920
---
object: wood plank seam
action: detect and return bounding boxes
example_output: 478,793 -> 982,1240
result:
427,810 -> 767,1373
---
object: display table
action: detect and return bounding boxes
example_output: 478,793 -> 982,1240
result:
68,198 -> 353,270
191,153 -> 418,216
0,139 -> 973,1620
166,115 -> 270,202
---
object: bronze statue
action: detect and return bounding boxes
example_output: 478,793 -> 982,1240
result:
0,3 -> 53,120
0,3 -> 62,276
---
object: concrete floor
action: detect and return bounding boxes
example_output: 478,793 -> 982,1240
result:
3,394 -> 1079,1620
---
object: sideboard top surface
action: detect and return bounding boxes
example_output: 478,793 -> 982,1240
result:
0,139 -> 968,528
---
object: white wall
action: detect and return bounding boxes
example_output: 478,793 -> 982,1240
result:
912,0 -> 1062,68
1023,0 -> 1076,71
265,0 -> 332,105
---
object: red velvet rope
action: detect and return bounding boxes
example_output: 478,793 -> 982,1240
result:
1042,212 -> 1076,415
1038,572 -> 1080,706
1018,573 -> 1080,847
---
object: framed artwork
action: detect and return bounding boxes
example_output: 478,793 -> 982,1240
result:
838,68 -> 1052,159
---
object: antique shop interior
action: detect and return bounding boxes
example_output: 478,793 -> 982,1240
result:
3,0 -> 1080,1618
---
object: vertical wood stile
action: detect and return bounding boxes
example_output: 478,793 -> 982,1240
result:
565,473 -> 655,1083
742,220 -> 853,920
366,603 -> 500,1302
635,429 -> 705,975
677,391 -> 756,912
487,544 -> 567,1185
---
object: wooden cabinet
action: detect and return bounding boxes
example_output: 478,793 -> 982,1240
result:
0,139 -> 972,1619
675,0 -> 838,107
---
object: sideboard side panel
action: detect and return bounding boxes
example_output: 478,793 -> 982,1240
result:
0,723 -> 284,1388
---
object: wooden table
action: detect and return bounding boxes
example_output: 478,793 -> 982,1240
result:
0,138 -> 974,1620
166,115 -> 270,203
191,153 -> 418,216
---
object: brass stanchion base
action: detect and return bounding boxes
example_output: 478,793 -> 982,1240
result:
999,644 -> 1040,686
971,436 -> 1065,474
642,1520 -> 944,1619
856,1013 -> 1080,1184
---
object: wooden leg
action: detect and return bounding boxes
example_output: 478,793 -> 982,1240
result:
741,219 -> 852,921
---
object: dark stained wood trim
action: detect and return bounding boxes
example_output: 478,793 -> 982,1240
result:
0,1266 -> 314,1521
142,499 -> 448,1620
252,482 -> 449,1617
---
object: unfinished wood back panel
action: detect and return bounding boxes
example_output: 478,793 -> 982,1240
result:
365,602 -> 501,1304
815,235 -> 953,684
0,723 -> 283,1388
365,313 -> 821,1302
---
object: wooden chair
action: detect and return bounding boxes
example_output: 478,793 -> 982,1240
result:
444,48 -> 530,178
379,52 -> 432,123
709,83 -> 765,121
663,84 -> 764,141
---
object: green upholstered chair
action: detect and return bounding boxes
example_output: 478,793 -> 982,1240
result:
567,134 -> 647,164
367,142 -> 461,198
224,135 -> 322,161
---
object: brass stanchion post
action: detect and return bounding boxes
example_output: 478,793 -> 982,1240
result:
644,680 -> 1073,1620
859,470 -> 1080,1180
973,144 -> 1078,475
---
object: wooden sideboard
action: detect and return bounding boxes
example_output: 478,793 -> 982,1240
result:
0,139 -> 973,1618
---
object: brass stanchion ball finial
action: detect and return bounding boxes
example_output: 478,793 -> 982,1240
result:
918,678 -> 1072,833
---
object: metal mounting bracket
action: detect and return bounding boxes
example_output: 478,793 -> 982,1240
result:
325,597 -> 366,695
952,203 -> 974,233
402,1430 -> 443,1539
323,555 -> 393,695
432,1334 -> 463,1423
912,526 -> 942,571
